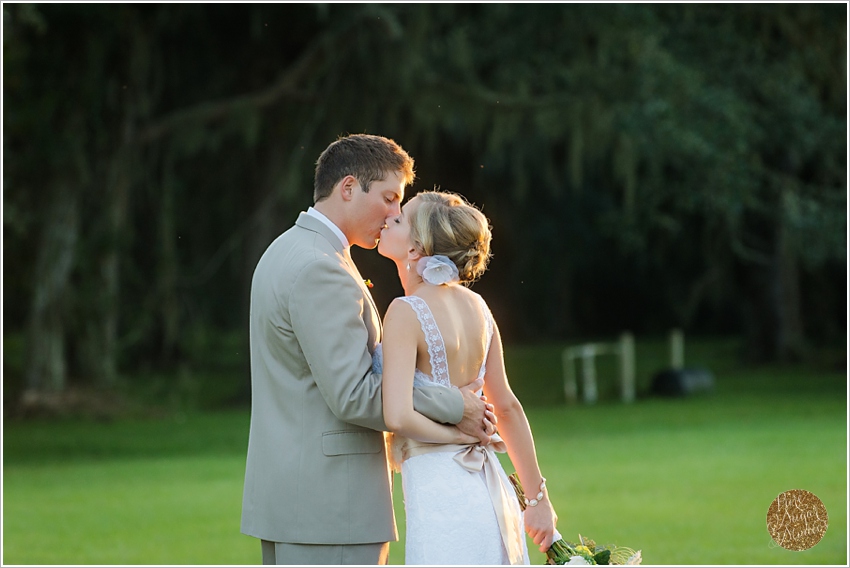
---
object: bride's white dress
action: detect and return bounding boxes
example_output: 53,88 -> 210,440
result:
374,293 -> 530,565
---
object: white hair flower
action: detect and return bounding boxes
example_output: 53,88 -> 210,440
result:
417,255 -> 460,286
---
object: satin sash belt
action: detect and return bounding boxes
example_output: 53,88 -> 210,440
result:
401,435 -> 525,565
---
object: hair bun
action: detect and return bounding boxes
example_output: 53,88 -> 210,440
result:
408,191 -> 492,284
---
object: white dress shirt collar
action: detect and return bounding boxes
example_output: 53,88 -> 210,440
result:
305,207 -> 350,250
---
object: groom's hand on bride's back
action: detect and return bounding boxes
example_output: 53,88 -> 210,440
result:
457,378 -> 497,445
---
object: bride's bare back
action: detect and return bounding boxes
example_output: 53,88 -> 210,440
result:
409,285 -> 488,388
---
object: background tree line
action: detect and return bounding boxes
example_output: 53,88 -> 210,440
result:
3,3 -> 845,403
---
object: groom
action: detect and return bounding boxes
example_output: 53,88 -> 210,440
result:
241,134 -> 495,565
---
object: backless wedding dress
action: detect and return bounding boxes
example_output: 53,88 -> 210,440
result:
374,292 -> 529,565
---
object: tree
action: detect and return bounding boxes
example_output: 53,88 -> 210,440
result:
4,4 -> 844,405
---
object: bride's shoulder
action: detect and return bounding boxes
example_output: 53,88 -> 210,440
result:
385,296 -> 420,320
389,294 -> 421,307
384,298 -> 429,340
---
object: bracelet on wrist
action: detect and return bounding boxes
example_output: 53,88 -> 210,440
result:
524,477 -> 547,507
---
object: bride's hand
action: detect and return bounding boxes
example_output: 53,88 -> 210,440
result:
524,498 -> 558,552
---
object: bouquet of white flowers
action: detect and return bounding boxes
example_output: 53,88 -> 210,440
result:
508,473 -> 642,565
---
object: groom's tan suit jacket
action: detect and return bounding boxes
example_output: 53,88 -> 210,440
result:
241,212 -> 464,545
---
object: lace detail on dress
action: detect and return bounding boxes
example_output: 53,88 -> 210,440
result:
397,296 -> 451,388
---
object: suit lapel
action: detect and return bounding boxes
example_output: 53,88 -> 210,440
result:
296,213 -> 382,342
344,248 -> 383,341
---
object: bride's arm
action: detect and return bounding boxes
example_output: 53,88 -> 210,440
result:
382,299 -> 478,444
482,320 -> 559,552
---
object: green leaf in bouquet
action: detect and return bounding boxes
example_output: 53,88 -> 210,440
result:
545,539 -> 575,565
593,548 -> 611,564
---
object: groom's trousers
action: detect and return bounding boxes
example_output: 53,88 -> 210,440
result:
261,540 -> 389,565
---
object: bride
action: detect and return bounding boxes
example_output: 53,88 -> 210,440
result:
375,190 -> 559,565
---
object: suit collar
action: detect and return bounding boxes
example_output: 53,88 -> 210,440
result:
295,212 -> 346,254
305,207 -> 350,249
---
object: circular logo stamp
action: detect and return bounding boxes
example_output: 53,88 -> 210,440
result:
766,489 -> 828,551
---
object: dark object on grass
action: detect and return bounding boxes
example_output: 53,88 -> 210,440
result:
650,367 -> 715,397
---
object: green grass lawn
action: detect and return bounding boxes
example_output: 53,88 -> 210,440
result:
3,338 -> 847,565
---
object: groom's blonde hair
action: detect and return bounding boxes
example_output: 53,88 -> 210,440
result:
408,191 -> 492,284
314,134 -> 415,202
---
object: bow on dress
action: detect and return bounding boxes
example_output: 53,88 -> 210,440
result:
400,434 -> 526,565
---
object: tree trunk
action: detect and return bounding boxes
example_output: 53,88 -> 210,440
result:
82,149 -> 132,386
24,184 -> 79,393
773,194 -> 806,361
739,199 -> 806,363
99,145 -> 132,382
158,151 -> 181,365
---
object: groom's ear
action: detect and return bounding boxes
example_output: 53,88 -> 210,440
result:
338,175 -> 358,201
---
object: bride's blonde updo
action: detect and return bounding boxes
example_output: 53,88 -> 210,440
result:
408,191 -> 493,284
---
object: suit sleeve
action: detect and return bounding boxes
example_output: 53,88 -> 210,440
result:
290,256 -> 463,430
412,383 -> 463,425
291,257 -> 387,431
